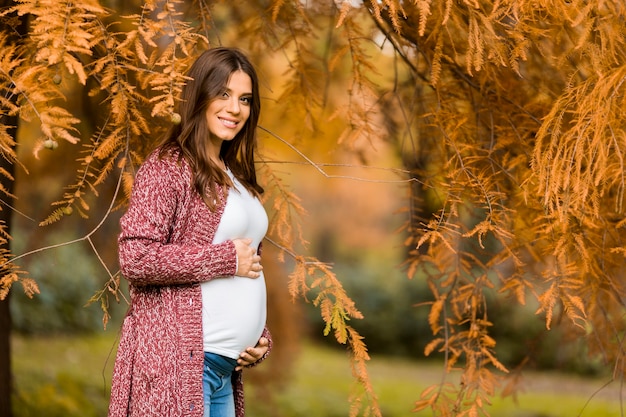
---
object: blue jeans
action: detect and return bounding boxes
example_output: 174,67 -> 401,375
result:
203,352 -> 238,417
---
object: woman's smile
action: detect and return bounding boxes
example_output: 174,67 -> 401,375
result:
219,117 -> 240,128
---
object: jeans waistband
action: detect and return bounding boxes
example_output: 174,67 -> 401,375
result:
204,351 -> 238,375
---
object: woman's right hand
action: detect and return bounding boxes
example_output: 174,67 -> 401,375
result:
233,238 -> 263,278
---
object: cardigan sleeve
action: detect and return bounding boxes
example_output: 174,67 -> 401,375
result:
118,152 -> 238,287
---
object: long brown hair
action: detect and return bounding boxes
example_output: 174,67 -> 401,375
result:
159,47 -> 263,209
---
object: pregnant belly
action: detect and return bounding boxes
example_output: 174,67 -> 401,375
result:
201,274 -> 267,358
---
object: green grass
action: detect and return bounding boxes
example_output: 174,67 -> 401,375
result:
12,330 -> 118,417
12,332 -> 624,417
246,343 -> 623,417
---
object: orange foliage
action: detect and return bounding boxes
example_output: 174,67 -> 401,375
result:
365,0 -> 626,415
2,0 -> 626,416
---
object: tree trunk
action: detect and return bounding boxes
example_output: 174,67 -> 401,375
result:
0,121 -> 17,417
0,295 -> 11,417
0,2 -> 27,415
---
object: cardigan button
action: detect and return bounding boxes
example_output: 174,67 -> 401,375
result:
190,403 -> 195,411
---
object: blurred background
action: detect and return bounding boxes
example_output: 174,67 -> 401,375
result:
9,84 -> 620,417
6,1 -> 625,416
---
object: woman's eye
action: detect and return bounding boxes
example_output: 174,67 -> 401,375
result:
240,96 -> 251,105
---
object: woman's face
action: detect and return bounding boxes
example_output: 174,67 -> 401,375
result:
205,69 -> 253,148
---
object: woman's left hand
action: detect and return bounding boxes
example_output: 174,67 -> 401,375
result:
235,337 -> 269,371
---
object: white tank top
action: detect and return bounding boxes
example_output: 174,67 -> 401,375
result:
201,170 -> 268,359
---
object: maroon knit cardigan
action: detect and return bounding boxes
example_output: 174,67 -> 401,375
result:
108,149 -> 272,417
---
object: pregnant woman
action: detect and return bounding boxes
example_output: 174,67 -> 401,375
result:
108,47 -> 272,417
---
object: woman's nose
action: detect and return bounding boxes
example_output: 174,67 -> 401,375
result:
226,97 -> 240,114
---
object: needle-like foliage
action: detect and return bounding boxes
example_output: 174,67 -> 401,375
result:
2,0 -> 626,415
